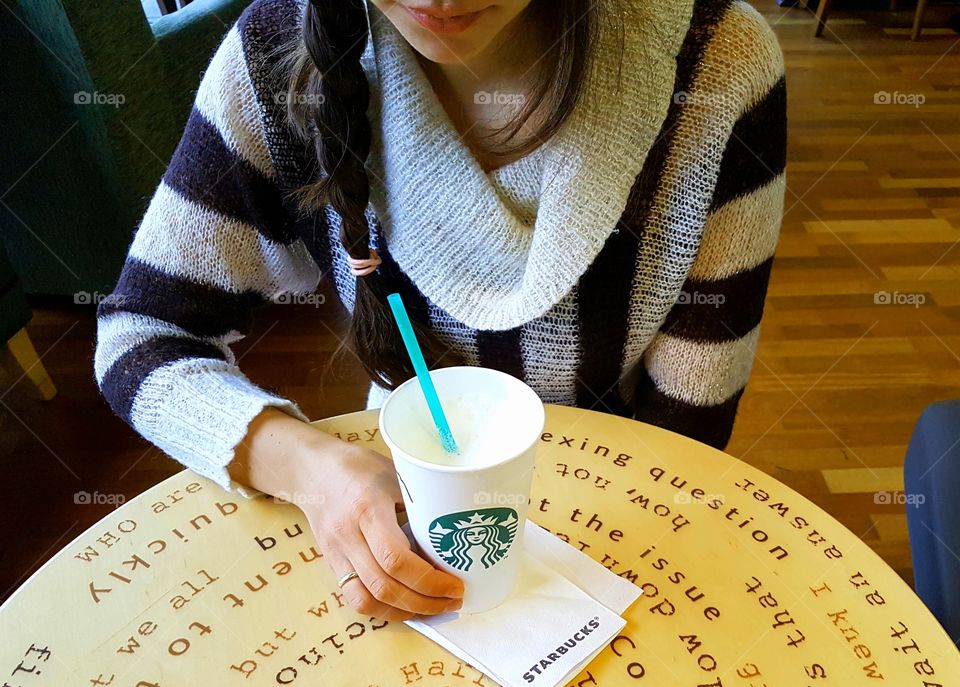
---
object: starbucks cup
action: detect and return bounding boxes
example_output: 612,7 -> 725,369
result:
379,366 -> 545,614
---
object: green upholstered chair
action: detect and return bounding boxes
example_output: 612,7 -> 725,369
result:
0,0 -> 250,296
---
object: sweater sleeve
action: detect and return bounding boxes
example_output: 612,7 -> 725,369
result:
94,22 -> 322,494
632,5 -> 787,450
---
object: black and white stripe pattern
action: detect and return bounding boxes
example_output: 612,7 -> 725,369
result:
631,3 -> 787,447
95,19 -> 320,493
96,0 -> 787,491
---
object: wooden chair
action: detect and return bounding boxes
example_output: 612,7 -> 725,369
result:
805,0 -> 935,40
911,0 -> 931,40
799,0 -> 833,37
0,244 -> 55,401
6,329 -> 57,401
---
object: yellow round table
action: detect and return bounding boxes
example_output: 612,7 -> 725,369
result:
2,406 -> 957,685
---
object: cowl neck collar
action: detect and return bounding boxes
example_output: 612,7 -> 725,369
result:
361,1 -> 694,330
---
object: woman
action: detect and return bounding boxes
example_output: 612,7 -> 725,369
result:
95,0 -> 786,621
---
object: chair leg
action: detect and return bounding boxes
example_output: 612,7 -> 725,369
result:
815,0 -> 833,37
6,328 -> 57,401
889,0 -> 898,12
911,0 -> 929,40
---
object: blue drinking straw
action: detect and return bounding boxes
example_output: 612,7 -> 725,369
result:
386,292 -> 459,455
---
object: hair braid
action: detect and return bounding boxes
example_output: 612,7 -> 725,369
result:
299,0 -> 454,389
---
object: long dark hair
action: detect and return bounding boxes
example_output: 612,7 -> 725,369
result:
284,0 -> 606,390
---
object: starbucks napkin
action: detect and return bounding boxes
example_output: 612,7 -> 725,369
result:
404,521 -> 642,687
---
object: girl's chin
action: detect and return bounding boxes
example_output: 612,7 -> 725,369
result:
404,33 -> 489,65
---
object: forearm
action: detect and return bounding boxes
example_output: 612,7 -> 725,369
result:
228,407 -> 343,498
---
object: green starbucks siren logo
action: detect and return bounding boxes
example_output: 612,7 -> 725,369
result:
428,507 -> 519,572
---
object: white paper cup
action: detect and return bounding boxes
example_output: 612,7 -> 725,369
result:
379,366 -> 545,613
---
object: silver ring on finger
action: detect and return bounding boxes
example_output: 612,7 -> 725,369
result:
337,570 -> 361,589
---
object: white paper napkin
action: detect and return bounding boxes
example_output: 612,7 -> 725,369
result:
404,521 -> 642,687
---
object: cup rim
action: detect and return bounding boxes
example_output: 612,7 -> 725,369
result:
378,366 -> 545,473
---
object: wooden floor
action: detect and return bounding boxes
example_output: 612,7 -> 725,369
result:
2,1 -> 959,602
726,1 -> 960,584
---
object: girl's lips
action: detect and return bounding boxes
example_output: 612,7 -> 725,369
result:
405,6 -> 486,34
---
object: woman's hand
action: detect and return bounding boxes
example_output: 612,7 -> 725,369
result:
300,442 -> 464,621
229,407 -> 464,621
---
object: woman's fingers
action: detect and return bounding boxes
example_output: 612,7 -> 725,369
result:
326,499 -> 462,615
324,504 -> 460,616
320,538 -> 415,622
358,496 -> 465,601
346,536 -> 463,615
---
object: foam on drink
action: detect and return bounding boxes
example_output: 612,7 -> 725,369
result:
400,392 -> 531,468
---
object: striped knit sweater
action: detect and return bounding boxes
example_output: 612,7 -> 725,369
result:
94,0 -> 787,494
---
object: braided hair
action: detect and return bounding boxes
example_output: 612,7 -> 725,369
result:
286,0 -> 606,390
288,0 -> 449,390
